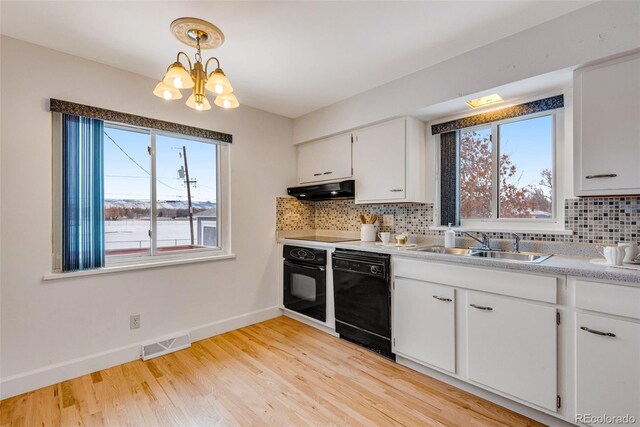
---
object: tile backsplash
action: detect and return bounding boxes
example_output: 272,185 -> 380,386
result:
276,196 -> 640,245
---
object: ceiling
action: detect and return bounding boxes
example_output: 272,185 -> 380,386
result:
0,1 -> 591,118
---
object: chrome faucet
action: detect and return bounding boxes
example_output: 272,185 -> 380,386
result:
511,233 -> 521,253
461,231 -> 492,251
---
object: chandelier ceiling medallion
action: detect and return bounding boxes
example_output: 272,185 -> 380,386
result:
153,17 -> 239,111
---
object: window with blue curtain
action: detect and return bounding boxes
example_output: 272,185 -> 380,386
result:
61,114 -> 105,271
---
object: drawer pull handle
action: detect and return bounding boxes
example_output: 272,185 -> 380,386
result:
433,296 -> 452,302
585,174 -> 617,179
390,189 -> 403,192
470,304 -> 493,311
313,173 -> 322,176
323,171 -> 333,175
580,326 -> 616,337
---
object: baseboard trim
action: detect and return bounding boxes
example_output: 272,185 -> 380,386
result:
0,306 -> 281,400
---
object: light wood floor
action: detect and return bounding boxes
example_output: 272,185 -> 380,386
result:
1,316 -> 544,426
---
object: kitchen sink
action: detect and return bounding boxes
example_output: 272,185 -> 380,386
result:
468,251 -> 552,263
414,246 -> 477,256
412,246 -> 552,263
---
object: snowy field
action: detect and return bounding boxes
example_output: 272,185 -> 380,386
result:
105,219 -> 193,250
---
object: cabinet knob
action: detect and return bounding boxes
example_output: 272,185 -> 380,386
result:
580,326 -> 616,337
470,304 -> 493,311
313,173 -> 322,176
390,189 -> 403,192
433,296 -> 452,302
585,174 -> 617,179
323,171 -> 333,175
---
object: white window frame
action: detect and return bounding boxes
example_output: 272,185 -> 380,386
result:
52,117 -> 232,273
433,101 -> 569,234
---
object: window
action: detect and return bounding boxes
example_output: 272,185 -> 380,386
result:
53,115 -> 229,273
457,112 -> 556,224
103,123 -> 221,259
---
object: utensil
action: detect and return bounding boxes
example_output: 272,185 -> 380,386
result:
359,214 -> 367,224
369,214 -> 378,224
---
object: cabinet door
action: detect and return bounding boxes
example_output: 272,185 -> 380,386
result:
467,292 -> 557,411
393,278 -> 455,373
298,133 -> 352,184
576,313 -> 640,426
353,119 -> 406,202
575,54 -> 640,195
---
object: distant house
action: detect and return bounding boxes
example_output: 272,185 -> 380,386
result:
194,208 -> 217,247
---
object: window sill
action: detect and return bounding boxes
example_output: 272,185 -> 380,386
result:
429,225 -> 574,236
43,252 -> 236,281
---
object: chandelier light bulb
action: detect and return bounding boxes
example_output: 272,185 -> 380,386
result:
163,61 -> 194,89
205,68 -> 233,95
214,92 -> 239,109
153,80 -> 182,100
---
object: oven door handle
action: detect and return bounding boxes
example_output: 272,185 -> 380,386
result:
284,260 -> 325,272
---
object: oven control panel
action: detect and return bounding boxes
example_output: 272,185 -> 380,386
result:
283,245 -> 326,266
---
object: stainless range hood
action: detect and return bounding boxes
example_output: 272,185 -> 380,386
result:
287,180 -> 355,201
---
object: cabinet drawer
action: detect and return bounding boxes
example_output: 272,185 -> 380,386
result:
394,258 -> 557,303
576,312 -> 640,425
575,279 -> 640,320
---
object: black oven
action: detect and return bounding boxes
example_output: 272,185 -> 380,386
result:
283,245 -> 327,322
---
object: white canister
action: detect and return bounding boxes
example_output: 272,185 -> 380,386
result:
361,224 -> 378,242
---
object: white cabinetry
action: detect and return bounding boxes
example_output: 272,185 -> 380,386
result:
393,278 -> 455,373
297,133 -> 352,184
466,292 -> 558,411
576,312 -> 640,426
353,117 -> 426,203
574,52 -> 640,196
573,278 -> 640,425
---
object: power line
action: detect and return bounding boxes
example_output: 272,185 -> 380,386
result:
103,130 -> 182,192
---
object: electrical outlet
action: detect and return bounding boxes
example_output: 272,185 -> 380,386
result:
383,215 -> 394,227
130,314 -> 140,330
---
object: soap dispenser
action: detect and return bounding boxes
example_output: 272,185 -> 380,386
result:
444,223 -> 456,248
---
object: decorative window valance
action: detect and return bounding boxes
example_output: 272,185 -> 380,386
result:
431,94 -> 563,135
49,99 -> 232,143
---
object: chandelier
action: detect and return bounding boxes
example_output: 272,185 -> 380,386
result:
153,18 -> 239,110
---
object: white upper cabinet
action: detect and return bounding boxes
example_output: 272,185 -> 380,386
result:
353,117 -> 426,204
574,52 -> 640,196
466,292 -> 558,411
297,133 -> 352,184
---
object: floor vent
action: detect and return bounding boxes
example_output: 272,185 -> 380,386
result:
142,333 -> 191,360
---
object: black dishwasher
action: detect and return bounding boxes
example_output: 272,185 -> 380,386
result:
332,249 -> 394,360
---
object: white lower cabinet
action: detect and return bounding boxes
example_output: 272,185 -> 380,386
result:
393,278 -> 455,373
466,292 -> 558,412
576,312 -> 640,426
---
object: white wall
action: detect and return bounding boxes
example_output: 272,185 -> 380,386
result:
293,1 -> 640,143
0,37 -> 295,398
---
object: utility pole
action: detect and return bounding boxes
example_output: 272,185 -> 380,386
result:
182,146 -> 195,245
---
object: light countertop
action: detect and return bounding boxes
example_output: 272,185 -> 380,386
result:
278,236 -> 640,286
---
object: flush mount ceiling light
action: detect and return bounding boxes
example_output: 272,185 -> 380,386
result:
465,93 -> 503,109
153,17 -> 239,110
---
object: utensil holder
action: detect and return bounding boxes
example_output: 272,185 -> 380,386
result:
360,224 -> 377,242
